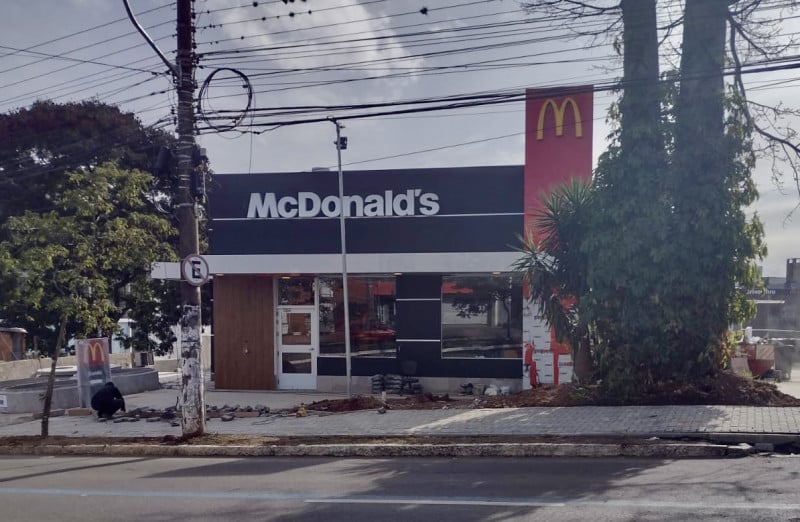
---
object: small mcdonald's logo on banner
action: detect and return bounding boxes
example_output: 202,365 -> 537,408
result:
76,338 -> 109,369
85,340 -> 106,366
76,337 -> 112,407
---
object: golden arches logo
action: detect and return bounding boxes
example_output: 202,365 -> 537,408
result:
84,341 -> 106,366
536,97 -> 583,141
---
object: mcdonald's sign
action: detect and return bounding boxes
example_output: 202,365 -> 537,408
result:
522,87 -> 593,390
536,97 -> 583,141
85,340 -> 107,366
524,88 -> 593,239
76,337 -> 111,408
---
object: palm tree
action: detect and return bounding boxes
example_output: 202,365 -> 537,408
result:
513,179 -> 594,383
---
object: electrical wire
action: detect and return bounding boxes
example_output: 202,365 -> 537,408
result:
197,67 -> 254,132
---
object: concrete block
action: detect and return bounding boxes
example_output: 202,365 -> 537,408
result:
66,407 -> 93,416
0,368 -> 159,413
32,409 -> 65,419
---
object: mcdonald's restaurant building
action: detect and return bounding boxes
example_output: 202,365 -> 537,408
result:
186,87 -> 593,393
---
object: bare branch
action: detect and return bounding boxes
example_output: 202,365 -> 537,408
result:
728,13 -> 800,214
521,0 -> 623,39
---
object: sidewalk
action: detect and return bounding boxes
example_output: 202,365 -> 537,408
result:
3,399 -> 800,442
4,385 -> 800,458
3,376 -> 800,443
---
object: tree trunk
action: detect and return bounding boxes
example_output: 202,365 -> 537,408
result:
672,0 -> 731,372
573,335 -> 594,384
676,0 -> 728,143
589,0 -> 665,387
619,0 -> 662,156
40,317 -> 68,437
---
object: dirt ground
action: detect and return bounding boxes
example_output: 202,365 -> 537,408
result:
298,372 -> 800,413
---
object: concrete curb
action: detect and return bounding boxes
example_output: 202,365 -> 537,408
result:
0,442 -> 752,458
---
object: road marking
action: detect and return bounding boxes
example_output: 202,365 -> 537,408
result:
0,487 -> 306,501
1,487 -> 800,511
306,498 -> 566,508
306,498 -> 800,511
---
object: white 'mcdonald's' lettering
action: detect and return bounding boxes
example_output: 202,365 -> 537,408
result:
247,189 -> 440,218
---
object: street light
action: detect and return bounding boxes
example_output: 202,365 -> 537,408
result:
329,117 -> 352,397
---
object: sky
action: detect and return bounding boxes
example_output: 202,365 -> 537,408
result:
0,0 -> 797,276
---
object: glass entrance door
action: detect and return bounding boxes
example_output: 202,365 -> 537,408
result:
277,305 -> 317,390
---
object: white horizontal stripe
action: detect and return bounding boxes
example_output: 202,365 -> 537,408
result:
396,339 -> 441,343
214,212 -> 523,221
152,252 -> 522,278
396,298 -> 441,302
2,487 -> 798,512
307,498 -> 565,508
307,497 -> 800,511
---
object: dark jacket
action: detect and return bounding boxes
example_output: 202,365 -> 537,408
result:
90,382 -> 125,412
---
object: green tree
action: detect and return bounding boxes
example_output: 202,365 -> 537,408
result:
0,100 -> 176,226
0,100 -> 193,353
521,0 -> 767,395
514,179 -> 595,383
0,162 -> 175,435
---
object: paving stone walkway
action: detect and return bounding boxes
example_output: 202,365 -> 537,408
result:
2,405 -> 800,438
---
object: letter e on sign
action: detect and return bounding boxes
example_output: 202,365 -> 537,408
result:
181,254 -> 210,286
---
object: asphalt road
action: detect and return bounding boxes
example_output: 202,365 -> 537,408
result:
2,455 -> 800,521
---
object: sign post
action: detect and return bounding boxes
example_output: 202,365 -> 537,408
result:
76,338 -> 111,408
521,87 -> 593,388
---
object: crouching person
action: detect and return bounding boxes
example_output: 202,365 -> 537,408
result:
91,382 -> 126,419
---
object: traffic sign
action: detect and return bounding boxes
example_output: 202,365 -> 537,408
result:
181,254 -> 210,286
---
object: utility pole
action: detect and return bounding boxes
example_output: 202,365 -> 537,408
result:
123,0 -> 204,437
176,0 -> 204,436
330,118 -> 352,397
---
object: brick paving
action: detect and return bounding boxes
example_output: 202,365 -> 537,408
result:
2,405 -> 800,438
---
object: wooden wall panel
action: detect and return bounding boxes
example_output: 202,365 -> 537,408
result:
0,333 -> 13,362
213,275 -> 275,389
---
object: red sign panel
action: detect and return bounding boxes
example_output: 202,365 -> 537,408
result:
524,88 -> 593,240
522,88 -> 593,385
76,337 -> 111,408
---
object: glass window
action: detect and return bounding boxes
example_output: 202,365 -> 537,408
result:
280,312 -> 312,345
278,277 -> 314,305
441,274 -> 523,359
319,276 -> 397,358
281,353 -> 312,374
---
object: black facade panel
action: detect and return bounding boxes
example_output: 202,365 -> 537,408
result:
209,166 -> 524,256
317,355 -> 521,379
210,219 -> 341,255
211,166 -> 523,219
436,358 -> 521,379
317,357 -> 402,377
345,215 -> 521,254
210,215 -> 523,255
396,275 -> 443,300
396,341 -> 441,370
396,301 -> 441,340
395,349 -> 521,379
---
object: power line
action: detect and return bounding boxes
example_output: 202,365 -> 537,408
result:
0,18 -> 174,78
0,45 -> 166,75
0,2 -> 173,62
195,0 -> 505,49
195,0 -> 388,32
195,57 -> 800,133
0,55 -> 167,109
0,37 -> 174,92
